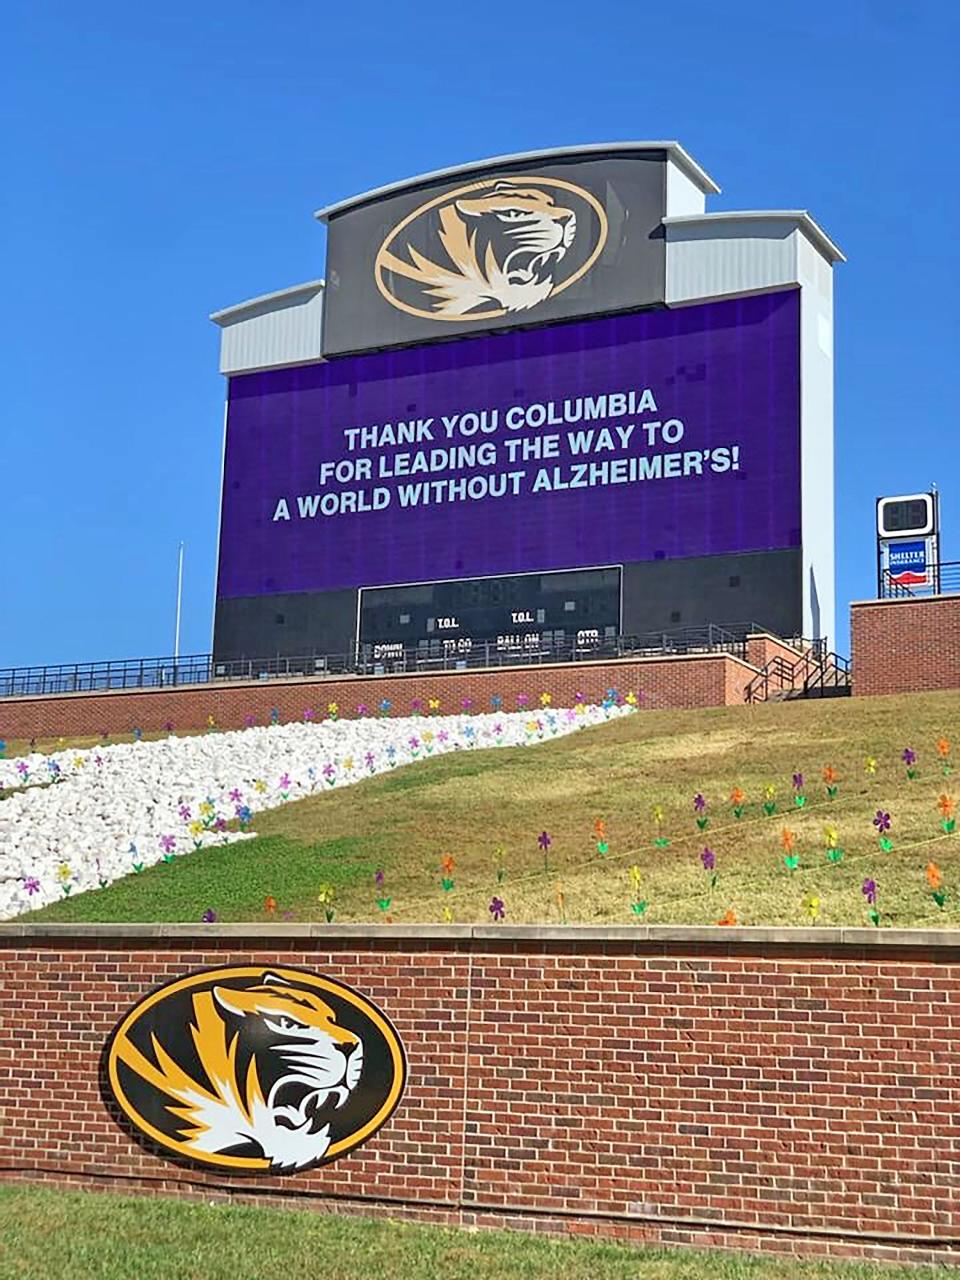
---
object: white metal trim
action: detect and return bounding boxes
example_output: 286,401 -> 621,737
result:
314,142 -> 720,221
663,211 -> 845,264
210,280 -> 325,326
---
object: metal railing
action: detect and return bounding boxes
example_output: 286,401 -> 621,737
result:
0,621 -> 792,700
880,560 -> 960,599
744,649 -> 851,704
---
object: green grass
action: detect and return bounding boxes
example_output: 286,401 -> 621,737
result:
0,1188 -> 953,1280
23,690 -> 960,928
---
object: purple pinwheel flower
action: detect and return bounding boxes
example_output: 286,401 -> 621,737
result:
163,720 -> 175,733
409,736 -> 420,750
22,875 -> 40,896
201,908 -> 219,923
693,793 -> 706,814
214,817 -> 227,832
873,810 -> 891,834
364,751 -> 375,768
323,763 -> 336,779
493,723 -> 503,735
357,704 -> 369,717
437,730 -> 449,744
94,754 -> 103,767
229,788 -> 242,804
178,804 -> 191,821
792,772 -> 805,791
461,697 -> 473,711
159,834 -> 176,853
701,848 -> 716,871
375,869 -> 385,888
902,748 -> 916,766
411,698 -> 423,713
16,762 -> 28,777
243,713 -> 256,728
862,878 -> 877,905
302,707 -> 315,721
489,896 -> 506,922
538,831 -> 552,851
279,773 -> 292,790
517,693 -> 529,707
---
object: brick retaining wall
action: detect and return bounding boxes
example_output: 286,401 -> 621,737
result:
1,923 -> 959,1266
851,596 -> 960,697
0,652 -> 759,740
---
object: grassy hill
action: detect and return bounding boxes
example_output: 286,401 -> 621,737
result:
23,689 -> 960,929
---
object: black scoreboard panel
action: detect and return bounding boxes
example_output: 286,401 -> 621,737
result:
358,567 -> 622,662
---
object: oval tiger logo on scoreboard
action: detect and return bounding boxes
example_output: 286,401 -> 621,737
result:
105,966 -> 406,1174
375,175 -> 608,322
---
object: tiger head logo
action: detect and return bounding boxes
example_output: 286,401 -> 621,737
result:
375,175 -> 607,322
106,966 -> 406,1175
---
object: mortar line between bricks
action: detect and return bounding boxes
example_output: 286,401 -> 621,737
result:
458,946 -> 474,1207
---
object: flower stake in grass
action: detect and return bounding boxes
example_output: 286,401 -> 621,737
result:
189,820 -> 204,850
489,895 -> 505,922
862,877 -> 880,927
264,896 -> 277,916
159,834 -> 176,863
556,881 -> 566,924
730,787 -> 746,819
822,765 -> 839,799
317,885 -> 335,923
762,784 -> 776,816
938,794 -> 956,834
792,772 -> 806,808
937,737 -> 951,777
236,804 -> 252,830
717,908 -> 737,926
441,905 -> 453,924
651,804 -> 669,848
327,701 -> 339,721
95,858 -> 108,890
538,829 -> 551,871
440,854 -> 455,892
781,827 -> 799,872
279,772 -> 291,800
56,862 -> 72,896
926,862 -> 947,909
873,809 -> 893,851
594,817 -> 609,856
700,847 -> 718,889
129,842 -> 144,874
803,894 -> 820,923
823,824 -> 844,864
694,793 -> 708,831
902,747 -> 917,780
202,908 -> 219,924
493,845 -> 506,884
864,756 -> 878,776
629,865 -> 647,918
374,869 -> 392,914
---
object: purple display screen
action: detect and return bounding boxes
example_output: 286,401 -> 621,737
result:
217,290 -> 800,599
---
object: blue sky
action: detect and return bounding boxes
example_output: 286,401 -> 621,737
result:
3,0 -> 957,667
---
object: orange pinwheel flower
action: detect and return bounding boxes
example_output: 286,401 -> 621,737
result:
780,827 -> 796,853
926,862 -> 942,891
937,738 -> 951,759
822,765 -> 837,785
938,794 -> 955,818
717,908 -> 738,926
263,895 -> 277,915
594,817 -> 606,839
440,853 -> 455,875
730,786 -> 746,807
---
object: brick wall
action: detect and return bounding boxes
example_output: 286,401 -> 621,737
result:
1,923 -> 959,1267
0,653 -> 759,740
851,596 -> 960,697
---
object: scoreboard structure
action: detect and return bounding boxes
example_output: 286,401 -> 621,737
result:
211,143 -> 843,666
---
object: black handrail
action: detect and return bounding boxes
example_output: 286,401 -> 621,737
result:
880,560 -> 960,599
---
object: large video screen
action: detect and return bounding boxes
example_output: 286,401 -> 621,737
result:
216,289 -> 800,602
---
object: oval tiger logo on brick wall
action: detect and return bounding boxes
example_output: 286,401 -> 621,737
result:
106,965 -> 406,1174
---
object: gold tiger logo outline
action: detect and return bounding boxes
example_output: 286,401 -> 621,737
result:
375,174 -> 608,322
107,966 -> 406,1174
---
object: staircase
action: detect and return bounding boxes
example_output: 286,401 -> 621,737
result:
744,648 -> 851,703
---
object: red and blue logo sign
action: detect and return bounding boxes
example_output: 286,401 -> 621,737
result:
887,540 -> 929,586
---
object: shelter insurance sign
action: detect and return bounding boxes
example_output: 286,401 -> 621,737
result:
216,290 -> 801,601
321,152 -> 667,356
